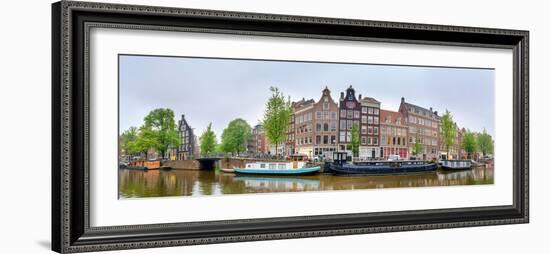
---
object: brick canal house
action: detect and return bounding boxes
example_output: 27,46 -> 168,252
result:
359,95 -> 382,159
439,125 -> 467,160
312,87 -> 339,159
248,124 -> 270,157
399,97 -> 440,160
292,97 -> 315,157
285,112 -> 296,156
177,114 -> 197,160
338,86 -> 361,154
380,109 -> 409,159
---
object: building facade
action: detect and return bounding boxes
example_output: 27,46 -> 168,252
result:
286,112 -> 296,156
380,109 -> 409,159
439,126 -> 466,160
292,98 -> 315,157
177,114 -> 196,160
359,95 -> 382,159
312,87 -> 339,158
399,97 -> 440,160
338,86 -> 361,153
248,124 -> 269,157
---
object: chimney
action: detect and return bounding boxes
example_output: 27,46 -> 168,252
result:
358,94 -> 362,100
429,107 -> 433,112
401,97 -> 405,103
340,92 -> 344,100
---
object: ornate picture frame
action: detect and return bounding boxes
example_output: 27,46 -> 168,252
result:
52,1 -> 529,253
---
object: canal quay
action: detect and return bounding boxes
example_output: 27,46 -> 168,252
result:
118,165 -> 493,198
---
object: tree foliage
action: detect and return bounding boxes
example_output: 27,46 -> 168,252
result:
440,110 -> 457,156
477,129 -> 494,156
350,122 -> 360,157
412,135 -> 423,157
120,126 -> 139,154
462,130 -> 477,159
141,108 -> 181,159
221,118 -> 251,155
199,123 -> 217,156
262,87 -> 292,157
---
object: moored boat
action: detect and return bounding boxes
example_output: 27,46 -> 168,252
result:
126,159 -> 161,170
234,161 -> 320,176
220,168 -> 235,173
324,152 -> 437,175
439,160 -> 472,170
327,160 -> 438,175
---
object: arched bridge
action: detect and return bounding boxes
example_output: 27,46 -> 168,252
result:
196,157 -> 221,170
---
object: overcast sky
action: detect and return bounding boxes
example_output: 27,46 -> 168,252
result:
119,55 -> 495,139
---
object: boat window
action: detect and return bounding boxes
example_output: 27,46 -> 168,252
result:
269,164 -> 277,169
260,164 -> 266,168
278,164 -> 286,169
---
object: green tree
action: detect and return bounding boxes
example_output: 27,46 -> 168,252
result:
221,118 -> 251,156
462,130 -> 477,159
120,126 -> 139,155
350,122 -> 360,157
141,108 -> 181,159
134,126 -> 157,159
477,129 -> 494,157
262,87 -> 292,157
412,135 -> 423,158
440,110 -> 457,158
199,123 -> 217,156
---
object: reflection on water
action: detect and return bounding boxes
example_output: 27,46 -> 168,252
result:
119,166 -> 494,198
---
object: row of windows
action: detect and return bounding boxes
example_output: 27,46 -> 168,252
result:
340,109 -> 361,119
409,136 -> 438,146
361,107 -> 380,115
315,111 -> 338,120
296,112 -> 313,124
381,136 -> 407,146
381,126 -> 407,137
361,136 -> 379,145
408,115 -> 438,128
315,135 -> 337,145
361,126 -> 379,135
383,116 -> 402,125
296,123 -> 312,133
409,127 -> 438,137
315,122 -> 338,132
361,116 -> 379,125
297,136 -> 313,145
340,120 -> 361,130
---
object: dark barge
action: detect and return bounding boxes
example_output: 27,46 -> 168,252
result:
324,152 -> 438,175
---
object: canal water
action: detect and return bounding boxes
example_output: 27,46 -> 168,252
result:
119,165 -> 494,198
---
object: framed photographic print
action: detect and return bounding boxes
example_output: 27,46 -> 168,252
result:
52,1 -> 529,253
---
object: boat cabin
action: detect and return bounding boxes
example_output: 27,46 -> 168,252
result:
244,161 -> 306,170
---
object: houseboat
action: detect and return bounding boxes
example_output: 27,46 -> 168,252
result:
233,161 -> 320,176
126,159 -> 161,170
324,152 -> 438,175
439,160 -> 472,170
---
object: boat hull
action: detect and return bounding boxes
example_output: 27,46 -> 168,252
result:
327,163 -> 438,175
220,168 -> 235,173
440,165 -> 471,170
439,160 -> 473,170
234,166 -> 321,175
